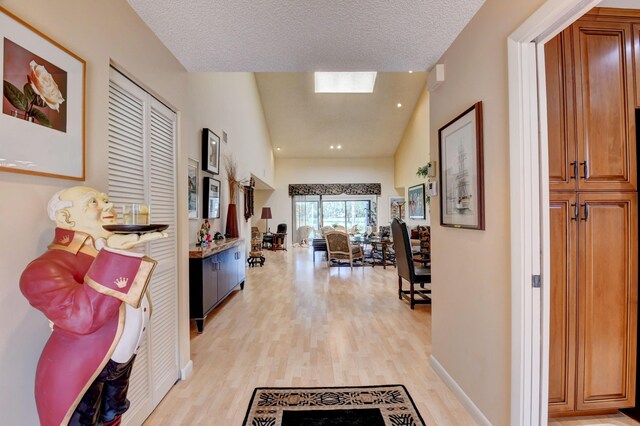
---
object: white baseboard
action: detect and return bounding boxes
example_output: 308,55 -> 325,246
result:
430,355 -> 492,426
180,359 -> 193,380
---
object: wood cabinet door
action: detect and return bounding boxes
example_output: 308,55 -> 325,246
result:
549,193 -> 578,413
546,29 -> 577,191
634,24 -> 640,108
573,21 -> 637,191
577,192 -> 638,410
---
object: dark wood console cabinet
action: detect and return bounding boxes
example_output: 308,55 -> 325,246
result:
189,239 -> 246,333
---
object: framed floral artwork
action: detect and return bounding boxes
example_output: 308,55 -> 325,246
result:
0,7 -> 85,180
438,101 -> 485,230
201,128 -> 220,175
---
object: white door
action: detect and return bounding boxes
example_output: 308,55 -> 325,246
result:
107,68 -> 179,425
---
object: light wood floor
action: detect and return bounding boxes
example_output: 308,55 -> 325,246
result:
549,414 -> 640,425
145,248 -> 640,425
145,248 -> 476,425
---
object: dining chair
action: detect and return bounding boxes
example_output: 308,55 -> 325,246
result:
391,218 -> 431,309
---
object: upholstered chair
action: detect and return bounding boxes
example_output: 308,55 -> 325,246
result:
325,231 -> 364,269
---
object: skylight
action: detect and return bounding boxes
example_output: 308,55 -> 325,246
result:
314,72 -> 377,93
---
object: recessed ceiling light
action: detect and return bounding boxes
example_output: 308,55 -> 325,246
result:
276,147 -> 281,151
315,72 -> 377,93
337,145 -> 342,149
397,103 -> 402,108
409,70 -> 413,74
330,145 -> 334,149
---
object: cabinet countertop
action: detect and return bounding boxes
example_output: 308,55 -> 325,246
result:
189,238 -> 244,259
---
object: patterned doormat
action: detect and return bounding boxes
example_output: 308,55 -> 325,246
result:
242,385 -> 426,426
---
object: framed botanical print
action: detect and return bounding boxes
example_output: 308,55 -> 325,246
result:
203,176 -> 221,219
408,184 -> 426,219
0,6 -> 86,180
188,158 -> 198,220
438,101 -> 485,230
201,128 -> 220,174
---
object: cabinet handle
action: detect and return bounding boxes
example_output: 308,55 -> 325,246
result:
579,161 -> 588,179
580,203 -> 589,221
571,203 -> 578,221
570,162 -> 577,180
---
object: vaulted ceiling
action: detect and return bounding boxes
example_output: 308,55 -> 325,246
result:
128,0 -> 485,157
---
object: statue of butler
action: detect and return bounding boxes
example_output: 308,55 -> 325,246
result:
20,186 -> 167,426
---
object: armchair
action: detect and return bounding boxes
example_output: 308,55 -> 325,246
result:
325,231 -> 364,269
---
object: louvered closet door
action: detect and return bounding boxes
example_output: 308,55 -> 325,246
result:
108,68 -> 179,425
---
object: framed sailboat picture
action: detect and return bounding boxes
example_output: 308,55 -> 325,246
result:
438,101 -> 485,230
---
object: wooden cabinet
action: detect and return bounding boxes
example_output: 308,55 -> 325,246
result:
577,193 -> 638,410
549,193 -> 578,413
189,239 -> 246,333
546,29 -> 577,191
549,193 -> 638,413
546,19 -> 637,192
634,24 -> 640,108
572,20 -> 636,191
547,10 -> 639,416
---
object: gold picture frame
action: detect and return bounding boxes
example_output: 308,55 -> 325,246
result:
0,6 -> 86,180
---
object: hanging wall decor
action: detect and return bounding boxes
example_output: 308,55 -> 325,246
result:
0,6 -> 86,180
438,101 -> 485,230
203,176 -> 221,219
244,177 -> 255,222
188,158 -> 199,219
201,128 -> 220,174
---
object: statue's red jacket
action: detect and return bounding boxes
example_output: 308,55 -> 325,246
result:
20,228 -> 156,426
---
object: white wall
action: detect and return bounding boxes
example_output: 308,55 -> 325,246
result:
265,157 -> 400,244
428,0 -> 546,423
394,83 -> 431,228
187,73 -> 275,246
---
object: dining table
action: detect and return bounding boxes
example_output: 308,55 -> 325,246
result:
351,235 -> 395,269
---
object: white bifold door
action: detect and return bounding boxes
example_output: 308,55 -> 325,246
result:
107,67 -> 179,425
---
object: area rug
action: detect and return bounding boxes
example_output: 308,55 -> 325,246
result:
242,385 -> 426,426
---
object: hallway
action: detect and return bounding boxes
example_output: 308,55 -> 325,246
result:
145,248 -> 475,425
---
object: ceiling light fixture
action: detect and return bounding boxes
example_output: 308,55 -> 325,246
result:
314,72 -> 377,93
276,147 -> 281,151
337,145 -> 342,149
397,103 -> 402,108
330,145 -> 334,149
409,70 -> 413,74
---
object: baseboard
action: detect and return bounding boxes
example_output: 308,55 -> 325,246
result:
180,359 -> 193,380
430,355 -> 492,426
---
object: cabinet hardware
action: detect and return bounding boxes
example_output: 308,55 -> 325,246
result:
570,161 -> 577,180
571,203 -> 578,221
580,203 -> 589,221
579,161 -> 588,179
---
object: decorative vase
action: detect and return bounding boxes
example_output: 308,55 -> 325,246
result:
225,203 -> 239,238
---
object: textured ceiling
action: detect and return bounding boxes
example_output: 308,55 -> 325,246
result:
255,72 -> 427,158
127,0 -> 485,72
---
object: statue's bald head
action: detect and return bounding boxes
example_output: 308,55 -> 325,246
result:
48,186 -> 116,239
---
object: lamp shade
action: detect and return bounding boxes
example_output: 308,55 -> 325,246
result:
261,207 -> 272,220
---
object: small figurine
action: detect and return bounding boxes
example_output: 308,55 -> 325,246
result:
197,219 -> 212,246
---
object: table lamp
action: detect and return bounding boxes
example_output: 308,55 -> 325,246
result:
261,207 -> 272,233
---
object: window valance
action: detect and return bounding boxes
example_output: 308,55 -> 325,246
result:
288,183 -> 381,197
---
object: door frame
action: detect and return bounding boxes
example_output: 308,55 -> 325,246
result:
507,0 -> 602,424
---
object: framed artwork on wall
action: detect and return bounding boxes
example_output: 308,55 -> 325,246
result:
203,176 -> 221,219
201,128 -> 220,174
408,184 -> 426,219
389,196 -> 405,221
188,158 -> 199,220
438,101 -> 485,230
0,6 -> 85,180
